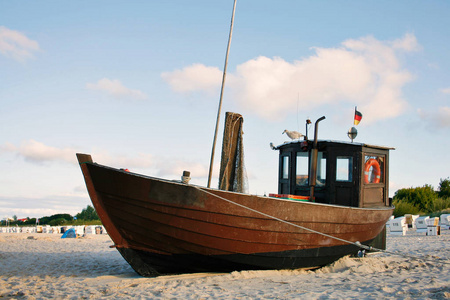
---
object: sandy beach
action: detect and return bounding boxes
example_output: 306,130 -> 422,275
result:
1,230 -> 448,299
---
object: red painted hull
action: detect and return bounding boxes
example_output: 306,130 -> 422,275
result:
77,154 -> 393,276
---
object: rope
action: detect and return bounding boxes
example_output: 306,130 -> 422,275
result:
194,186 -> 369,249
193,186 -> 450,265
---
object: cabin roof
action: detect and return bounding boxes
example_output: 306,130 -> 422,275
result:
274,139 -> 395,151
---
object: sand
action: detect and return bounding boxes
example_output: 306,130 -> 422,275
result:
1,230 -> 449,299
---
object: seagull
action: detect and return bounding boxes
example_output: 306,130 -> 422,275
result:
282,129 -> 304,140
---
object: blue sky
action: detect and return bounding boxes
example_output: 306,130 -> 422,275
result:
1,1 -> 449,218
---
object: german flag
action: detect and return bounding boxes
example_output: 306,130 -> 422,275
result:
354,108 -> 362,125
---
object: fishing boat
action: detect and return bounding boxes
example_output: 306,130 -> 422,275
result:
77,1 -> 393,277
77,113 -> 394,277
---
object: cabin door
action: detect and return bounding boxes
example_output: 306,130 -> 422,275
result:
361,153 -> 386,207
332,153 -> 358,207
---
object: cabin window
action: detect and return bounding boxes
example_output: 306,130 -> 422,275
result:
295,152 -> 326,187
282,156 -> 289,179
364,155 -> 384,184
336,156 -> 353,182
296,152 -> 309,186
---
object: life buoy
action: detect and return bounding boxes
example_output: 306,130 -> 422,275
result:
364,159 -> 381,184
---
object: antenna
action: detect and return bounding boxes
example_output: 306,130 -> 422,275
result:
297,93 -> 300,132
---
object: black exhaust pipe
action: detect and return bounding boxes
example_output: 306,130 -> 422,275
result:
310,116 -> 326,201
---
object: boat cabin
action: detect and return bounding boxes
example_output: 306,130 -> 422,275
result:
274,140 -> 393,208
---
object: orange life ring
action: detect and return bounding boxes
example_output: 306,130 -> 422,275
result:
364,159 -> 381,184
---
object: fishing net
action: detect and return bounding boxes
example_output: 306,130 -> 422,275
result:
218,112 -> 249,193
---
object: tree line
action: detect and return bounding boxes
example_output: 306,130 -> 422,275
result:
1,205 -> 100,226
393,178 -> 450,217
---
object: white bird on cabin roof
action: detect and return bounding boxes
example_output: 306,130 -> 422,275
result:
282,129 -> 304,140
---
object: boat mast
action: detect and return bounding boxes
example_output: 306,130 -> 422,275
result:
207,0 -> 237,188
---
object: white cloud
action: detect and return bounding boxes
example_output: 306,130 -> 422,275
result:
0,26 -> 40,62
0,195 -> 91,218
0,140 -> 154,167
1,140 -> 77,164
440,88 -> 450,95
390,33 -> 421,52
418,107 -> 450,128
86,78 -> 147,100
161,63 -> 223,94
0,140 -> 209,179
155,159 -> 209,178
163,34 -> 419,124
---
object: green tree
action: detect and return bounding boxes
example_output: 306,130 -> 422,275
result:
438,178 -> 450,199
392,200 -> 422,217
23,218 -> 37,225
393,184 -> 437,212
49,218 -> 67,226
76,205 -> 99,221
39,214 -> 72,225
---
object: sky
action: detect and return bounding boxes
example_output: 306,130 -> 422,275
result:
1,1 -> 450,219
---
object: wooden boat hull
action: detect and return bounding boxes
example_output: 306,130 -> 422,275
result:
77,154 -> 393,276
117,241 -> 367,276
